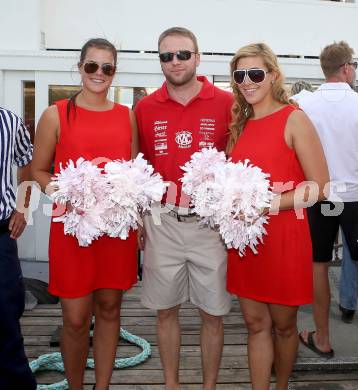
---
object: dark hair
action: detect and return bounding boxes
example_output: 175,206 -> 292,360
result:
67,38 -> 117,121
158,27 -> 199,53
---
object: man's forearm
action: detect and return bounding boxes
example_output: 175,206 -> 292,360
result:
17,164 -> 32,209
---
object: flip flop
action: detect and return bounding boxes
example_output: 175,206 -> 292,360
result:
299,331 -> 334,359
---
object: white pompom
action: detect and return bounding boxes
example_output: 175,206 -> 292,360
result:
51,154 -> 168,246
51,158 -> 109,246
181,148 -> 273,256
103,153 -> 168,240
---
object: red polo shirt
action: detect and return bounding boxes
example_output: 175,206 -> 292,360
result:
135,76 -> 233,207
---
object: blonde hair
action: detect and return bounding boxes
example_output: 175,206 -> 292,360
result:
320,41 -> 354,78
227,43 -> 291,153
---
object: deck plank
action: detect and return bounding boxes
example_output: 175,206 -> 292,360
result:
23,283 -> 358,388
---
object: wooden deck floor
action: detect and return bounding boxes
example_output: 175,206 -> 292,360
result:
22,284 -> 358,389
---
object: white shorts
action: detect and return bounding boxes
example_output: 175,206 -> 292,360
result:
141,211 -> 232,316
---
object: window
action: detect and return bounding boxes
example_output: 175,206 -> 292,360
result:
48,85 -> 158,109
322,0 -> 355,3
49,85 -> 81,106
112,86 -> 157,109
23,81 -> 35,143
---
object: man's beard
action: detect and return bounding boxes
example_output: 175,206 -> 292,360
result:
164,68 -> 197,87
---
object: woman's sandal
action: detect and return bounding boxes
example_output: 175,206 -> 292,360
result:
299,331 -> 334,359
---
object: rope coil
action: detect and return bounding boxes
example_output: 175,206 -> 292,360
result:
30,327 -> 151,390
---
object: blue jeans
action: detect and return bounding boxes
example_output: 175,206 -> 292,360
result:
0,227 -> 37,390
339,232 -> 358,311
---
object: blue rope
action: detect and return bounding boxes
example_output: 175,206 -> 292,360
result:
30,327 -> 151,390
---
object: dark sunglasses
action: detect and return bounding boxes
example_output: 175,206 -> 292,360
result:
159,50 -> 196,63
233,68 -> 269,84
340,61 -> 358,70
82,61 -> 116,76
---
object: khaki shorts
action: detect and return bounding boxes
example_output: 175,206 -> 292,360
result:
141,211 -> 232,316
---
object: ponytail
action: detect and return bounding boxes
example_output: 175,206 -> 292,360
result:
66,90 -> 81,122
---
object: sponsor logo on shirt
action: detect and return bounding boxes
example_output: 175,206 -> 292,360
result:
199,131 -> 214,141
175,130 -> 193,149
153,120 -> 168,156
199,118 -> 216,148
155,142 -> 168,151
155,131 -> 167,138
199,118 -> 216,132
199,141 -> 215,148
154,120 -> 168,129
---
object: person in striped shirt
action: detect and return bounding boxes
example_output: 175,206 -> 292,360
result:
0,107 -> 36,389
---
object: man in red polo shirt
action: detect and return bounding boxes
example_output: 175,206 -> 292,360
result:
135,27 -> 233,390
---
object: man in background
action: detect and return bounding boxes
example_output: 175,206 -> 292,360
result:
290,80 -> 313,104
0,106 -> 36,389
299,41 -> 358,358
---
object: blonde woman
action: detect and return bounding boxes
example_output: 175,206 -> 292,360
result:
226,43 -> 328,390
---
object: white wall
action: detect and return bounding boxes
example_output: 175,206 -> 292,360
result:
0,0 -> 41,50
42,0 -> 358,56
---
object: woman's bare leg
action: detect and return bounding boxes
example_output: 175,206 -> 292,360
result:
92,289 -> 123,390
60,295 -> 93,390
239,297 -> 273,390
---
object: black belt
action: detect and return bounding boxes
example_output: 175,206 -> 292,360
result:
0,218 -> 10,234
167,209 -> 198,223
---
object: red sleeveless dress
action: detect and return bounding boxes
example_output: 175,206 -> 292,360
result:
48,99 -> 138,298
227,105 -> 313,306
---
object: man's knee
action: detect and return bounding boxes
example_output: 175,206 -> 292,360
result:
157,305 -> 180,323
199,309 -> 223,332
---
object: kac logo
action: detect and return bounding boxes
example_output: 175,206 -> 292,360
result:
175,130 -> 193,149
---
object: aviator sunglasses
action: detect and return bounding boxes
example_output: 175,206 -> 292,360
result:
159,50 -> 196,63
82,61 -> 116,76
233,68 -> 270,84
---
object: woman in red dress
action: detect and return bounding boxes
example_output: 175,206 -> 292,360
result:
32,39 -> 138,390
226,43 -> 328,390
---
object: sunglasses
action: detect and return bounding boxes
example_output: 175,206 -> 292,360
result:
233,68 -> 269,84
159,50 -> 196,63
340,61 -> 358,70
82,61 -> 116,76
